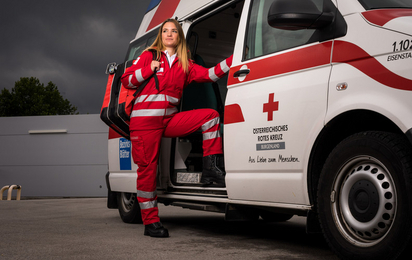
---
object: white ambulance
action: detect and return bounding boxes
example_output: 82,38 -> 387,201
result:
105,0 -> 412,259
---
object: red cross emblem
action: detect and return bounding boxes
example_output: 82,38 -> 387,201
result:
263,93 -> 279,121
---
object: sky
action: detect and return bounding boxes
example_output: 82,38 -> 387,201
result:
0,0 -> 152,114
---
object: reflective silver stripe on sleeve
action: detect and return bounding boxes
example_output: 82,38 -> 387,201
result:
220,59 -> 230,74
202,117 -> 219,132
136,190 -> 157,199
203,130 -> 220,141
166,107 -> 178,115
146,95 -> 165,102
139,200 -> 157,210
135,95 -> 148,104
166,95 -> 180,105
208,67 -> 219,82
135,69 -> 145,83
128,75 -> 136,88
131,109 -> 165,117
135,94 -> 180,105
135,94 -> 164,104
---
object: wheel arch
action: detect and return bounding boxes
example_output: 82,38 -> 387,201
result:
307,109 -> 403,206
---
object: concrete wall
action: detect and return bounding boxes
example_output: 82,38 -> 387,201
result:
0,114 -> 109,198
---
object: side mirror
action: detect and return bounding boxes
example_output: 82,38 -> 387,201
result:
105,62 -> 118,75
267,0 -> 334,30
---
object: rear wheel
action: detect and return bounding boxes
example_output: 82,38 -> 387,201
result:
317,131 -> 412,260
117,192 -> 142,224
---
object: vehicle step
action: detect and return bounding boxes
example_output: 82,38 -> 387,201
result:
176,171 -> 201,184
170,201 -> 223,212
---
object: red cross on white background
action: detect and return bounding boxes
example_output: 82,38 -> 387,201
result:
263,93 -> 279,121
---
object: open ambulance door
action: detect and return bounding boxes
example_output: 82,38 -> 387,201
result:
165,0 -> 244,193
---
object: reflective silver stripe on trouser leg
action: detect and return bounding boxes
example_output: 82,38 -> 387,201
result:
139,200 -> 158,210
202,117 -> 219,132
202,117 -> 220,141
203,131 -> 220,141
136,190 -> 157,199
135,94 -> 180,105
130,107 -> 178,118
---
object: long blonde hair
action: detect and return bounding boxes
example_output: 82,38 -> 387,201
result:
145,19 -> 190,73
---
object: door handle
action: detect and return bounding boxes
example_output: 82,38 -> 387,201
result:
233,69 -> 250,78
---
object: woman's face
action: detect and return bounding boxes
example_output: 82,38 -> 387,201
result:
162,22 -> 179,49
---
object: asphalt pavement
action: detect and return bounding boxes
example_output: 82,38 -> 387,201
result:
0,198 -> 338,260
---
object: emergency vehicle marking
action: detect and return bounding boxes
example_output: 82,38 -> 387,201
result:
249,124 -> 292,163
109,128 -> 123,139
224,104 -> 245,125
228,42 -> 332,86
333,41 -> 412,91
228,38 -> 412,91
254,125 -> 288,149
387,52 -> 412,61
362,9 -> 412,26
119,138 -> 132,170
263,93 -> 279,121
392,39 -> 412,52
146,0 -> 181,32
249,154 -> 299,164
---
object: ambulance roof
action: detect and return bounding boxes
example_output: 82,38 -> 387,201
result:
135,0 -> 222,39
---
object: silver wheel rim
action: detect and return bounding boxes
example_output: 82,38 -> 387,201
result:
331,156 -> 397,247
120,193 -> 136,213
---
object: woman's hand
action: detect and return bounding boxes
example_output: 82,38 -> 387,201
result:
151,60 -> 161,72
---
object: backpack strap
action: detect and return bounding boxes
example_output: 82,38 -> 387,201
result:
133,49 -> 159,98
150,49 -> 160,91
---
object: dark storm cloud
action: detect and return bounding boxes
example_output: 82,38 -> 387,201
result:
0,0 -> 152,114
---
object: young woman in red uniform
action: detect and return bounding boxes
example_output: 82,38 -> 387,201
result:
121,19 -> 232,237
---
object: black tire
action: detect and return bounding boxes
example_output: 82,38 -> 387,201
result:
317,131 -> 412,260
260,211 -> 293,222
117,192 -> 143,224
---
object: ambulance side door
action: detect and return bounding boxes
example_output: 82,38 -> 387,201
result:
224,0 -> 335,205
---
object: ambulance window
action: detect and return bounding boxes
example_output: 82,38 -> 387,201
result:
125,30 -> 157,61
244,0 -> 323,60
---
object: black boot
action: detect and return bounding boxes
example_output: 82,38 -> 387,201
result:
201,154 -> 226,187
144,222 -> 169,237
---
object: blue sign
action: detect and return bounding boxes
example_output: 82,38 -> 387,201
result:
119,138 -> 132,170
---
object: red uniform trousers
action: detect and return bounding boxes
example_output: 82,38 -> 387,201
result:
130,108 -> 222,225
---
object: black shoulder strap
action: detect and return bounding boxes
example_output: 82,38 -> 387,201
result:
133,50 -> 160,97
149,49 -> 160,91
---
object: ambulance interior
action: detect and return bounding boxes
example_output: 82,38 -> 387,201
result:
173,1 -> 244,188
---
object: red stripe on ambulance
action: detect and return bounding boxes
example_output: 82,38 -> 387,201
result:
333,40 -> 412,91
362,9 -> 412,26
109,128 -> 123,139
146,0 -> 181,32
224,104 -> 245,125
229,40 -> 412,91
227,41 -> 333,86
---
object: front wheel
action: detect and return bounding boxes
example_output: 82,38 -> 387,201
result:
117,192 -> 142,224
317,131 -> 412,260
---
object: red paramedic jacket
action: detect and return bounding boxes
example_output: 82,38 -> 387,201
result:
121,50 -> 233,131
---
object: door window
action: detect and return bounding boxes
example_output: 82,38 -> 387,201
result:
244,0 -> 323,60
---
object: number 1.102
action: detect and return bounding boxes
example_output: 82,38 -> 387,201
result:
393,39 -> 412,52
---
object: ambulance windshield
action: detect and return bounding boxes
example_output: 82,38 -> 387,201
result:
358,0 -> 412,9
125,30 -> 157,61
